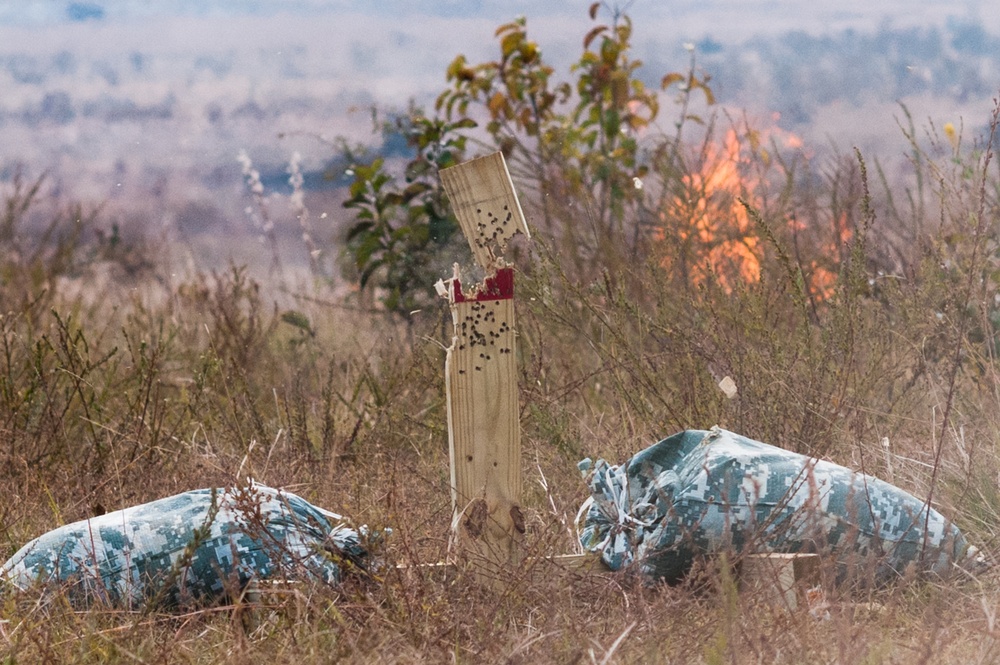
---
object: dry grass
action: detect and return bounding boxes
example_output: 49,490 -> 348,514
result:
3,104 -> 1000,663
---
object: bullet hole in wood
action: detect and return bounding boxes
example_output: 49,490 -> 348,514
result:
510,506 -> 526,534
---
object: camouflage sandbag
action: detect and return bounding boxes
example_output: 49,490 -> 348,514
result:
578,427 -> 981,584
1,484 -> 368,607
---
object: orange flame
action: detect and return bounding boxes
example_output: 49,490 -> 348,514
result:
656,128 -> 761,290
655,121 -> 848,302
794,211 -> 853,302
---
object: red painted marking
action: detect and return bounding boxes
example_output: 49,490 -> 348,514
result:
452,268 -> 514,302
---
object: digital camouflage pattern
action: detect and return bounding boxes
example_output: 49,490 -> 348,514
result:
1,484 -> 366,607
578,427 -> 981,583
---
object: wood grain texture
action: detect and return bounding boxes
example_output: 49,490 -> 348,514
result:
439,152 -> 532,582
440,152 -> 529,271
740,552 -> 820,610
445,291 -> 523,573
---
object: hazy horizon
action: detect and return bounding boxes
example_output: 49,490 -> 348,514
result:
1,0 -> 998,269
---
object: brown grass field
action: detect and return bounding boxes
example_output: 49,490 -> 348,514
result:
3,53 -> 1000,662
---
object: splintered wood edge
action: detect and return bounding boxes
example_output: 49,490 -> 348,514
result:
447,267 -> 514,304
440,152 -> 529,271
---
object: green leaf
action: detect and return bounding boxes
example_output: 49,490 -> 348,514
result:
495,20 -> 523,37
354,235 -> 384,270
405,159 -> 432,181
488,91 -> 508,118
661,72 -> 684,89
359,258 -> 385,288
402,181 -> 433,202
382,288 -> 400,312
583,26 -> 606,50
700,82 -> 716,105
445,55 -> 468,80
520,41 -> 539,63
345,221 -> 375,242
280,310 -> 314,335
501,31 -> 521,59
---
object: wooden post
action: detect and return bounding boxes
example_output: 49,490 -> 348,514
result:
436,153 -> 816,598
437,152 -> 606,583
439,153 -> 530,580
439,152 -> 529,272
739,552 -> 820,610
